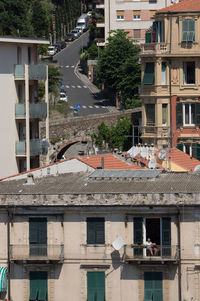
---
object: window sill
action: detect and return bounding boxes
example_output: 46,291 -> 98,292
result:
82,244 -> 106,247
180,85 -> 198,90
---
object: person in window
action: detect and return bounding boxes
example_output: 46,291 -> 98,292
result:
145,237 -> 158,256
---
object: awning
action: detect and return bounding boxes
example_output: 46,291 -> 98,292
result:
0,267 -> 7,292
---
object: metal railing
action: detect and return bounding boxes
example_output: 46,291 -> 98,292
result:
10,244 -> 64,261
16,139 -> 43,156
15,103 -> 47,119
14,64 -> 47,80
123,245 -> 179,261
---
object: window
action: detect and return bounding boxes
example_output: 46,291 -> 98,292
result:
177,143 -> 200,160
183,62 -> 195,85
144,272 -> 163,301
146,104 -> 155,126
183,103 -> 195,125
29,218 -> 47,256
87,272 -> 105,301
161,62 -> 167,85
30,271 -> 48,301
17,46 -> 22,64
143,63 -> 155,85
87,218 -> 105,244
162,104 -> 167,126
133,11 -> 141,20
152,21 -> 165,43
182,19 -> 195,42
134,29 -> 141,39
116,11 -> 124,20
133,217 -> 171,257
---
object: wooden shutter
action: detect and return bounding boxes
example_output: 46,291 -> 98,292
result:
182,19 -> 188,42
29,218 -> 47,256
30,272 -> 39,300
144,272 -> 163,301
143,63 -> 155,85
144,272 -> 153,301
195,143 -> 200,161
38,272 -> 48,301
87,218 -> 105,244
162,218 -> 171,256
176,103 -> 183,127
188,19 -> 195,42
87,272 -> 105,301
195,103 -> 200,125
145,32 -> 151,43
30,271 -> 47,301
29,218 -> 38,244
134,217 -> 143,256
177,143 -> 183,151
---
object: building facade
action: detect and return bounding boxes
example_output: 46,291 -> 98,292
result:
0,170 -> 200,301
0,37 -> 49,179
140,0 -> 200,159
94,0 -> 173,46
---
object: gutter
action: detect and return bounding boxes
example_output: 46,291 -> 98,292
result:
7,209 -> 11,300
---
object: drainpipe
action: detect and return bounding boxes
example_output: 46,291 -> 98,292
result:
7,210 -> 11,301
177,208 -> 182,301
168,15 -> 173,171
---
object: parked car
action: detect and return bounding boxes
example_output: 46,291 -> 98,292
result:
47,45 -> 56,56
65,33 -> 75,42
55,41 -> 66,49
53,43 -> 61,53
71,28 -> 81,39
59,92 -> 68,102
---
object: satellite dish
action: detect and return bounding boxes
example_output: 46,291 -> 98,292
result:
158,150 -> 166,161
112,237 -> 124,251
141,147 -> 148,159
193,165 -> 200,173
148,158 -> 156,169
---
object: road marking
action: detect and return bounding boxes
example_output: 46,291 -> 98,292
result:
82,105 -> 87,108
89,106 -> 93,108
65,65 -> 69,68
71,65 -> 74,68
60,66 -> 63,68
83,86 -> 87,88
77,85 -> 81,88
102,106 -> 106,108
95,106 -> 99,108
71,85 -> 75,88
66,85 -> 70,88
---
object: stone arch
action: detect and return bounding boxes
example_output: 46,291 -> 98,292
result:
55,136 -> 92,160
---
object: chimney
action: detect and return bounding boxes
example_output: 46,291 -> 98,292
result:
24,173 -> 35,185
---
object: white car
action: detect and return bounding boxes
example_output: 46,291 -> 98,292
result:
48,45 -> 56,56
87,11 -> 92,17
60,92 -> 68,102
71,28 -> 81,38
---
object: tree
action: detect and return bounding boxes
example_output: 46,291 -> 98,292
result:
31,0 -> 51,38
97,30 -> 141,109
92,117 -> 132,151
48,64 -> 62,95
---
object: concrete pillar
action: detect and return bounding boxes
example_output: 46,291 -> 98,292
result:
45,65 -> 49,164
25,64 -> 30,171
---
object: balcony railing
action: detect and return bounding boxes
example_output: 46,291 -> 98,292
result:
142,126 -> 170,137
141,43 -> 169,55
14,64 -> 47,80
15,103 -> 47,119
10,244 -> 64,262
123,245 -> 179,262
16,139 -> 44,156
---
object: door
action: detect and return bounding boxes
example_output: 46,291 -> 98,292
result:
29,218 -> 47,256
144,272 -> 163,301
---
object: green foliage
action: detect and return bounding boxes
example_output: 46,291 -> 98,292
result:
96,30 -> 141,109
38,45 -> 48,56
124,98 -> 141,109
38,82 -> 45,101
92,117 -> 132,151
48,64 -> 62,94
50,100 -> 71,118
31,0 -> 51,38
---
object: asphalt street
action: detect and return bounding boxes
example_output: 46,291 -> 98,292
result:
54,31 -> 111,116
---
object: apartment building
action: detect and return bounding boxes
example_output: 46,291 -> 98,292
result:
0,37 -> 49,179
0,170 -> 200,301
94,0 -> 173,46
140,0 -> 200,159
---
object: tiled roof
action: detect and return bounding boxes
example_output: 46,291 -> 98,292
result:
78,154 -> 142,170
166,148 -> 200,171
157,0 -> 200,13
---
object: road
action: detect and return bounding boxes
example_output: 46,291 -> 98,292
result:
54,31 -> 111,116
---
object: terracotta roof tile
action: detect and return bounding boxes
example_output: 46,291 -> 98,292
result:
79,154 -> 142,170
166,148 -> 200,171
157,0 -> 200,14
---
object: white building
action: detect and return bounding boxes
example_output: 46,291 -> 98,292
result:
0,37 -> 49,178
95,0 -> 174,45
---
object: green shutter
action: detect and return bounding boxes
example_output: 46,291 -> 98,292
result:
182,19 -> 188,42
134,217 -> 143,256
195,143 -> 200,161
87,272 -> 105,301
87,218 -> 105,244
176,103 -> 183,127
38,272 -> 48,301
177,143 -> 183,151
30,271 -> 47,301
188,19 -> 195,42
195,103 -> 200,125
162,218 -> 171,257
30,272 -> 38,300
161,21 -> 165,42
143,63 -> 155,85
144,272 -> 163,301
29,218 -> 47,256
153,21 -> 158,42
29,219 -> 38,244
145,32 -> 151,43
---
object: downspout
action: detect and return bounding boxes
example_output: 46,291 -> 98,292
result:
7,210 -> 11,300
177,207 -> 182,301
168,15 -> 173,171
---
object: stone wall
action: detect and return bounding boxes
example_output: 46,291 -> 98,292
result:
40,108 -> 141,141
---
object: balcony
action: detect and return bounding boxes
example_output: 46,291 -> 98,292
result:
142,126 -> 170,138
10,244 -> 64,263
14,64 -> 47,80
16,139 -> 43,156
15,103 -> 47,119
96,19 -> 105,28
123,245 -> 179,263
141,43 -> 170,55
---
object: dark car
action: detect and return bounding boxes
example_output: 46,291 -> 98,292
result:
65,33 -> 75,42
55,41 -> 66,50
53,43 -> 61,53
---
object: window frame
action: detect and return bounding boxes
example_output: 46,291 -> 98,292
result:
183,61 -> 196,85
116,11 -> 124,20
145,104 -> 155,126
87,217 -> 105,245
133,11 -> 141,20
183,103 -> 195,126
162,104 -> 168,126
182,19 -> 195,43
